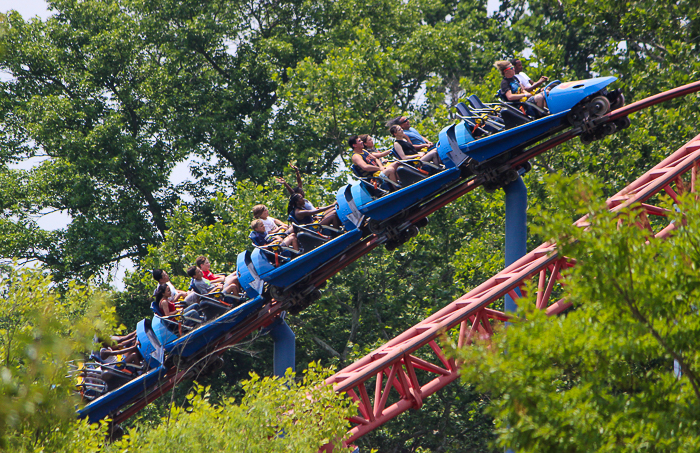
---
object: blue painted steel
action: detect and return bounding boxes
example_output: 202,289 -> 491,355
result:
165,295 -> 266,358
270,318 -> 296,376
436,76 -> 618,165
78,365 -> 167,422
336,168 -> 461,226
544,77 -> 617,114
248,229 -> 363,290
151,315 -> 179,347
238,250 -> 265,298
504,176 -> 527,314
336,184 -> 366,230
436,122 -> 471,169
136,319 -> 163,368
503,176 -> 528,453
464,113 -> 567,162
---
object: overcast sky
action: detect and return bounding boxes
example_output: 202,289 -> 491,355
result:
0,0 -> 51,19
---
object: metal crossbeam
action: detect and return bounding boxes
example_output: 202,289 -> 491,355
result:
328,133 -> 700,445
103,81 -> 700,427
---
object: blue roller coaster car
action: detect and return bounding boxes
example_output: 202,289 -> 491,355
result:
237,225 -> 363,310
77,294 -> 267,423
438,76 -> 625,190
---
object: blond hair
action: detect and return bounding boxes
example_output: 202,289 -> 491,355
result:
494,60 -> 511,76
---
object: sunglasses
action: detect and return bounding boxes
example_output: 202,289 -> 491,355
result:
399,118 -> 409,124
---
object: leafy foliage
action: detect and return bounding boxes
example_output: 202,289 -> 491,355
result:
455,177 -> 700,452
0,267 -> 118,451
106,364 -> 356,452
2,0 -> 700,451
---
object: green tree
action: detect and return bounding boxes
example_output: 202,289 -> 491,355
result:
455,176 -> 700,452
106,364 -> 356,453
0,0 -> 501,281
0,267 -> 118,451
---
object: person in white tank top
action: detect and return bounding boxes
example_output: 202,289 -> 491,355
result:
261,217 -> 277,234
252,204 -> 288,234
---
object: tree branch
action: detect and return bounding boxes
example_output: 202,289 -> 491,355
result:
121,166 -> 167,236
106,79 -> 141,138
312,336 -> 341,359
612,250 -> 700,401
534,157 -> 557,174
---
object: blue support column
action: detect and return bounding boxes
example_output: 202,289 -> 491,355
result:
269,318 -> 296,377
504,174 -> 527,453
504,175 -> 528,314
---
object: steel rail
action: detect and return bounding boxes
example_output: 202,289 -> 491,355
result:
105,80 -> 700,427
327,133 -> 700,445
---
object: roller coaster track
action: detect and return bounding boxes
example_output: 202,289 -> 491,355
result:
325,114 -> 700,445
110,81 -> 700,429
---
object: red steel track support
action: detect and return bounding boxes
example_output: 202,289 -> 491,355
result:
327,133 -> 700,445
108,81 -> 700,427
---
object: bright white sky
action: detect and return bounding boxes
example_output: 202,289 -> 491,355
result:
0,0 -> 52,19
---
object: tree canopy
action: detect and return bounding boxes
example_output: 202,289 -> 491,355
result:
455,178 -> 700,452
1,0 -> 700,451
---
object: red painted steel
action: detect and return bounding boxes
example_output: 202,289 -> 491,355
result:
327,133 -> 700,445
107,82 -> 700,427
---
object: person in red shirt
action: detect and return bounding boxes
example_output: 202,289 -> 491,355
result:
195,256 -> 242,296
195,256 -> 226,283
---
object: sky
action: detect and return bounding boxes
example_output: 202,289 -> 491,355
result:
0,0 -> 52,20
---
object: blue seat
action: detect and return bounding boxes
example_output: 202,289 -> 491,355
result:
150,300 -> 164,317
456,101 -> 471,117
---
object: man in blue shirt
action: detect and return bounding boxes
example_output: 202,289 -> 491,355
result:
391,116 -> 433,150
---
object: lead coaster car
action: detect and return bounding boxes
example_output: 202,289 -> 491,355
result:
438,76 -> 627,191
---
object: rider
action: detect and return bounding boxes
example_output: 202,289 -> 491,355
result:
252,204 -> 289,235
154,283 -> 204,324
287,193 -> 341,228
511,58 -> 549,92
250,219 -> 300,250
494,60 -> 547,112
389,125 -> 440,165
349,135 -> 399,183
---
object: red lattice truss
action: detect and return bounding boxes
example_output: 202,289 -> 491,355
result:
111,81 -> 700,428
327,133 -> 700,445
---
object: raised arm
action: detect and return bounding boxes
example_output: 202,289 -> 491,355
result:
276,177 -> 295,196
290,164 -> 304,188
